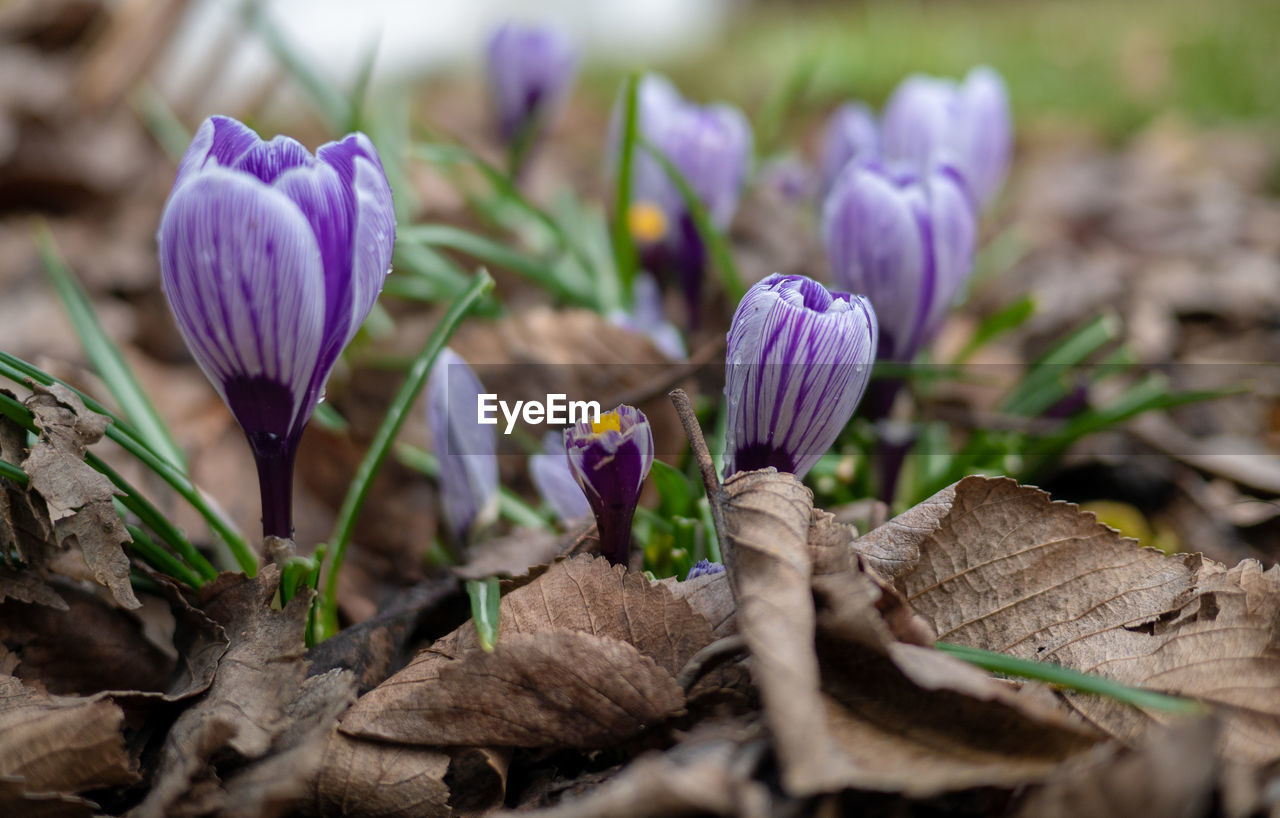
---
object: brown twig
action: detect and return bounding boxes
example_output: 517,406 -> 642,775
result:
668,388 -> 728,561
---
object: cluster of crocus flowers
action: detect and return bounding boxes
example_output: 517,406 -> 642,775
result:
620,74 -> 752,322
564,405 -> 654,566
158,115 -> 395,540
426,348 -> 499,547
723,274 -> 878,480
485,22 -> 577,168
819,66 -> 1011,209
821,161 -> 976,366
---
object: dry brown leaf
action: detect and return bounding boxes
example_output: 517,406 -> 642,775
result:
0,406 -> 57,573
1014,718 -> 1219,818
0,567 -> 65,609
446,746 -> 510,815
130,566 -> 312,818
342,630 -> 684,748
660,569 -> 736,640
872,475 -> 1280,764
0,776 -> 99,818
218,669 -> 358,818
313,733 -> 451,818
718,468 -> 855,795
21,383 -> 136,609
0,670 -> 135,798
516,723 -> 773,818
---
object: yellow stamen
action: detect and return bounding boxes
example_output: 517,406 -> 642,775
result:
591,410 -> 623,435
627,201 -> 667,244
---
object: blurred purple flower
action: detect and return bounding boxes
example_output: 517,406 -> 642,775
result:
819,102 -> 879,195
158,115 -> 394,538
619,74 -> 752,321
530,431 -> 591,524
821,160 -> 976,364
485,22 -> 577,148
881,66 -> 1012,206
685,559 -> 724,580
607,272 -> 687,361
427,348 -> 498,546
758,155 -> 818,204
564,405 -> 654,567
723,274 -> 877,480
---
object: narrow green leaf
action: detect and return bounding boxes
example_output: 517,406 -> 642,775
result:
398,225 -> 583,304
317,270 -> 495,642
937,641 -> 1203,714
639,136 -> 747,304
467,577 -> 502,652
1002,313 -> 1120,416
280,554 -> 317,606
0,456 -> 28,487
36,225 -> 187,472
611,72 -> 642,304
131,82 -> 191,163
954,294 -> 1037,365
650,459 -> 695,519
754,53 -> 821,154
239,0 -> 348,129
125,523 -> 204,589
344,33 -> 381,133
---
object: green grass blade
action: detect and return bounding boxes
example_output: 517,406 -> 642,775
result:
467,577 -> 502,652
398,225 -> 582,304
937,641 -> 1203,714
131,82 -> 191,163
610,72 -> 642,305
36,225 -> 188,472
125,522 -> 204,588
754,53 -> 821,155
954,294 -> 1037,365
344,33 -> 381,133
239,0 -> 348,129
639,137 -> 747,304
1002,312 -> 1120,416
0,456 -> 28,486
317,270 -> 494,642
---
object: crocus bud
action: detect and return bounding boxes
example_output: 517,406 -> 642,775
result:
621,74 -> 752,321
564,405 -> 654,567
821,161 -> 976,364
686,559 -> 725,580
529,431 -> 590,523
819,102 -> 879,195
158,115 -> 394,539
485,22 -> 577,149
881,66 -> 1012,206
427,348 -> 498,546
723,274 -> 877,480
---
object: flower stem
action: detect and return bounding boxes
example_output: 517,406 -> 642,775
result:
315,269 -> 494,642
250,439 -> 299,540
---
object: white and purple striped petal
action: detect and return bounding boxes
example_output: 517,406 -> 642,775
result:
822,161 -> 976,364
427,348 -> 499,546
723,274 -> 877,480
158,115 -> 396,538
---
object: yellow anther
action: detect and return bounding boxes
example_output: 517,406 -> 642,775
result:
591,410 -> 623,435
627,201 -> 667,244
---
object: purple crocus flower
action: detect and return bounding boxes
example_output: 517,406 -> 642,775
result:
880,66 -> 1012,206
564,405 -> 654,567
620,74 -> 752,322
821,160 -> 976,365
723,274 -> 877,480
158,115 -> 394,540
685,559 -> 725,580
485,22 -> 577,151
427,348 -> 499,546
819,102 -> 879,195
529,431 -> 591,524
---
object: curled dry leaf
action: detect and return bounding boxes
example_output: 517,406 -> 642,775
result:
718,468 -> 855,795
864,475 -> 1280,765
0,567 -> 66,610
130,566 -> 314,818
313,733 -> 451,818
0,663 -> 135,804
1,410 -> 57,574
21,383 -> 136,609
343,629 -> 684,748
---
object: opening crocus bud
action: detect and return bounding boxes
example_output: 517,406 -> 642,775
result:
880,66 -> 1012,207
530,431 -> 591,524
563,405 -> 654,567
723,274 -> 877,480
618,74 -> 752,322
819,102 -> 880,196
158,115 -> 395,540
821,160 -> 976,365
485,22 -> 577,151
427,348 -> 498,547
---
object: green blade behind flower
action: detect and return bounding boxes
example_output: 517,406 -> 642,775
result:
467,577 -> 502,652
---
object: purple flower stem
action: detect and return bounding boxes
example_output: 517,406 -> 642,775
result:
249,435 -> 299,541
